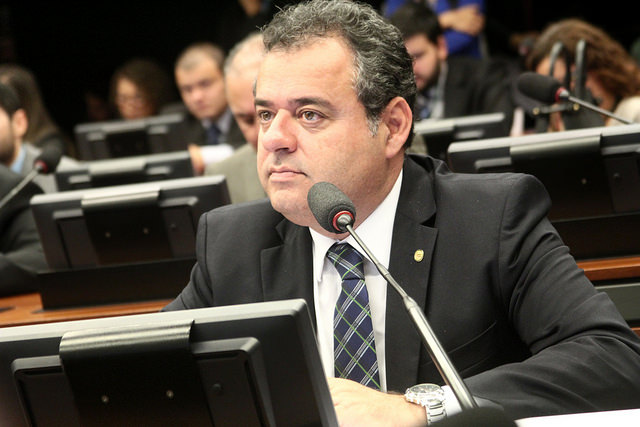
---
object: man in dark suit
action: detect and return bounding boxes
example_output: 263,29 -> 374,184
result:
204,32 -> 266,204
173,42 -> 245,175
0,164 -> 47,295
389,2 -> 517,137
0,83 -> 76,192
164,0 -> 640,424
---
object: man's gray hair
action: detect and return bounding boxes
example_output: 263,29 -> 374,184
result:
261,0 -> 416,141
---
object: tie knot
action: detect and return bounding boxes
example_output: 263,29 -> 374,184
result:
327,243 -> 364,281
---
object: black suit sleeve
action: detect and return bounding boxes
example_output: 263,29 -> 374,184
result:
464,174 -> 640,418
0,167 -> 48,296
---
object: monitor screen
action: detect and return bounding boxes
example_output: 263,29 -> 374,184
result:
55,151 -> 194,191
31,175 -> 230,270
0,299 -> 338,426
446,123 -> 640,259
74,113 -> 190,160
413,112 -> 507,161
447,123 -> 640,219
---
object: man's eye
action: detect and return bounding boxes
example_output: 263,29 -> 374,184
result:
198,79 -> 213,89
258,111 -> 273,122
301,111 -> 320,121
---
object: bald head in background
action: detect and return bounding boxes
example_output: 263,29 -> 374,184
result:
223,32 -> 265,149
204,33 -> 266,203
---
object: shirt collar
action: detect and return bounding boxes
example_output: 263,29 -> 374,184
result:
10,144 -> 26,174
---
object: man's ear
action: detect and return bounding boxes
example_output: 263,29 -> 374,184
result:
11,109 -> 28,140
381,96 -> 412,158
437,35 -> 448,60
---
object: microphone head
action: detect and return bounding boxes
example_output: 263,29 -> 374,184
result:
33,146 -> 63,174
307,181 -> 356,234
517,71 -> 567,104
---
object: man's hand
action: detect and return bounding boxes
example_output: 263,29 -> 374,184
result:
439,5 -> 485,36
188,144 -> 205,175
328,377 -> 427,427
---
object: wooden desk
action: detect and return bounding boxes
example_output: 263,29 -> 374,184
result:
0,257 -> 639,336
579,256 -> 640,282
0,293 -> 169,328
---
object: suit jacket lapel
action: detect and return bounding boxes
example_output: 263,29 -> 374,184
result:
260,220 -> 317,324
386,156 -> 438,392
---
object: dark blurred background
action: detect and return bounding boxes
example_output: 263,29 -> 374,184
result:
0,0 -> 635,139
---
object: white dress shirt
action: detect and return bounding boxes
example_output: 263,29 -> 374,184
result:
309,169 -> 468,417
310,170 -> 403,392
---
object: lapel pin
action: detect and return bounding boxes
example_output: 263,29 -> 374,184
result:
414,249 -> 424,262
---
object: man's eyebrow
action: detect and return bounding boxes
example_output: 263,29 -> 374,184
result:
254,98 -> 271,108
254,97 -> 334,110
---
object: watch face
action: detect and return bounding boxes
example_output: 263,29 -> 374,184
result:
406,383 -> 445,405
405,383 -> 446,422
412,384 -> 444,396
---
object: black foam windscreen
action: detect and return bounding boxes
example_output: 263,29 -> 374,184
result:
437,407 -> 517,427
307,181 -> 356,234
33,146 -> 63,174
517,71 -> 563,104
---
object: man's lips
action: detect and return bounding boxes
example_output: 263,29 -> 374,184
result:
268,166 -> 304,180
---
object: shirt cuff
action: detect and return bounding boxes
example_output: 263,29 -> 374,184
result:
441,385 -> 503,418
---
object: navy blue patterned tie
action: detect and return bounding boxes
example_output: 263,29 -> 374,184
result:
205,124 -> 220,145
327,242 -> 380,390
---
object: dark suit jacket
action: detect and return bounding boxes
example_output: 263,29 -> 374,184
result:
165,154 -> 640,419
181,110 -> 245,150
0,165 -> 47,295
443,56 -> 518,134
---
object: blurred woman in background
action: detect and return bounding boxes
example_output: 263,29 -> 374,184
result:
109,58 -> 177,120
526,18 -> 640,128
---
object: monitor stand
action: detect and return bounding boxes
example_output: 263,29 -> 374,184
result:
37,257 -> 194,310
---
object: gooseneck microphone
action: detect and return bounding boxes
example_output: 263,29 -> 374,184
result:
517,71 -> 634,124
33,145 -> 63,174
307,182 -> 479,412
307,181 -> 356,233
0,146 -> 62,211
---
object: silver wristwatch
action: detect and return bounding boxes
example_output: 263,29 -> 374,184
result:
404,383 -> 447,424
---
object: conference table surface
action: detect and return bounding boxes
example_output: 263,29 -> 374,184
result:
0,293 -> 170,327
1,256 -> 640,330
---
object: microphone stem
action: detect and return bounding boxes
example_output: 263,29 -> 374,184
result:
566,95 -> 634,124
0,169 -> 39,211
345,224 -> 478,411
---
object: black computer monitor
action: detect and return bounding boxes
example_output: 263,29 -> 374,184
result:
74,113 -> 190,160
414,112 -> 507,161
447,123 -> 640,259
30,175 -> 230,270
0,299 -> 338,426
55,151 -> 194,191
447,123 -> 640,218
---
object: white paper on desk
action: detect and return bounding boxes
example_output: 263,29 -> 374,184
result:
516,408 -> 640,426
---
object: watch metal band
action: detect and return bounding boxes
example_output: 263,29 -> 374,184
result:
426,400 -> 446,424
405,383 -> 447,425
